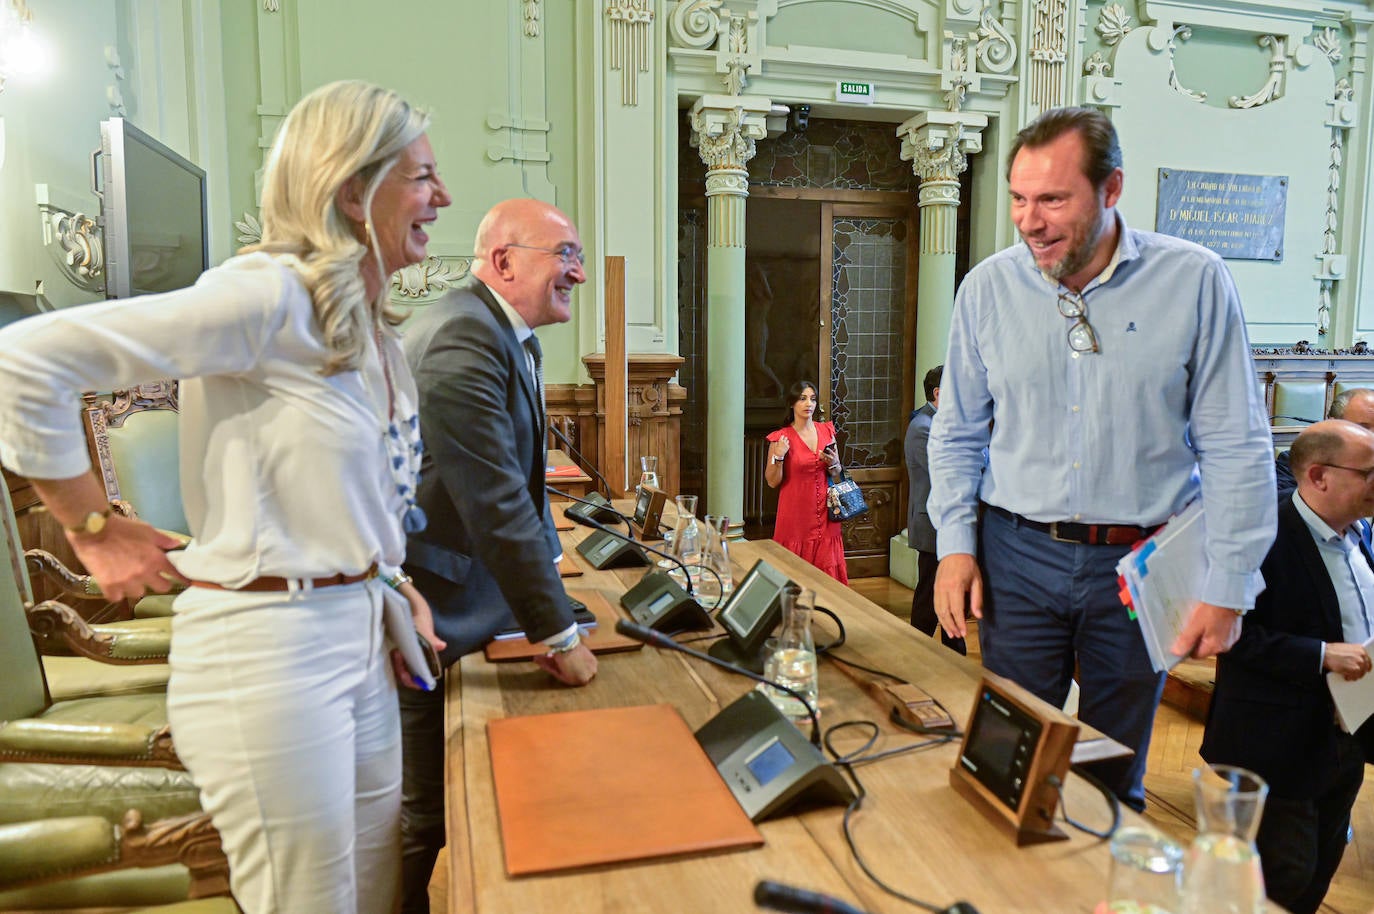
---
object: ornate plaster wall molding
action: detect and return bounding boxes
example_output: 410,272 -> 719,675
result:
972,0 -> 1018,74
263,0 -> 279,11
1228,35 -> 1288,109
1096,3 -> 1132,46
485,110 -> 553,163
235,211 -> 262,246
523,0 -> 541,38
37,205 -> 104,292
608,0 -> 654,106
394,255 -> 472,300
668,0 -> 724,50
1316,77 -> 1357,335
1165,26 -> 1207,103
1028,0 -> 1068,111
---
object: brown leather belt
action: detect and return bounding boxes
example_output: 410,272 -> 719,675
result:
191,563 -> 379,592
986,504 -> 1158,546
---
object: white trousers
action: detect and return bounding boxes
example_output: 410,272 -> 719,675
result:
167,579 -> 401,914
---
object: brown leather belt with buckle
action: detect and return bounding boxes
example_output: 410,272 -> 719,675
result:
986,504 -> 1157,546
191,563 -> 379,592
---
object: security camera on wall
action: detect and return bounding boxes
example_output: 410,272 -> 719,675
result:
790,104 -> 810,133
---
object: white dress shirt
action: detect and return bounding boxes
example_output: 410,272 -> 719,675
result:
0,252 -> 413,586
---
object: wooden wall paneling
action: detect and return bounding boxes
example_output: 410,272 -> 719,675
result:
603,256 -> 628,496
584,354 -> 685,498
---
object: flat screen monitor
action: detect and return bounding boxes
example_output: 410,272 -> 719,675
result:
98,117 -> 209,299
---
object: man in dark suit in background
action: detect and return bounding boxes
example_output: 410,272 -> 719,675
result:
1202,419 -> 1374,914
904,365 -> 964,653
1276,387 -> 1374,498
398,198 -> 598,912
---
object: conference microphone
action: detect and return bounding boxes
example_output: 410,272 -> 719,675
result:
615,619 -> 821,747
754,880 -> 980,914
549,486 -> 634,536
567,511 -> 729,600
548,422 -> 616,499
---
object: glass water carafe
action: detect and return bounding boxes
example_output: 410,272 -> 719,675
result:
758,585 -> 819,722
1180,765 -> 1268,914
637,455 -> 660,496
697,514 -> 733,608
670,494 -> 701,589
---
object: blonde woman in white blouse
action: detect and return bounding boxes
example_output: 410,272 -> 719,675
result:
0,81 -> 450,914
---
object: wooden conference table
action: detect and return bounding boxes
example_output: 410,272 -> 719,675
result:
442,525 -> 1222,913
545,449 -> 593,500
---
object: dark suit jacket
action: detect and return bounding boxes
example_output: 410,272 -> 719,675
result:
1275,449 -> 1296,499
402,277 -> 571,664
904,403 -> 937,552
1200,494 -> 1374,798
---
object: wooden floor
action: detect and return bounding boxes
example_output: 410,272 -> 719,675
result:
424,575 -> 1374,913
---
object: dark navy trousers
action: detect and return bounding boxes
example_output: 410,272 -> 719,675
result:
978,507 -> 1166,811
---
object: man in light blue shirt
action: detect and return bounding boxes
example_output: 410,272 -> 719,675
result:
927,107 -> 1276,808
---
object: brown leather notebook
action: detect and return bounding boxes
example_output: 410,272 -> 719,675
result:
482,590 -> 644,662
488,703 -> 763,875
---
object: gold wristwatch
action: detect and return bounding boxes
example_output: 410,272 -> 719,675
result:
65,507 -> 113,536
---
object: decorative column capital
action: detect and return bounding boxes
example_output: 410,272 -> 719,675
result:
896,110 -> 988,185
689,94 -> 771,178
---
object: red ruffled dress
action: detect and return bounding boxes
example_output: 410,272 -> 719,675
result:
766,421 -> 849,584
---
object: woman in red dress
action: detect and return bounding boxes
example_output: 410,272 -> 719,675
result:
764,380 -> 848,584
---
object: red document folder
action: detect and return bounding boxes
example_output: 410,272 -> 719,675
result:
487,704 -> 763,875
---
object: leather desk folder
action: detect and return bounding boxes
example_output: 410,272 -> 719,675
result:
488,703 -> 763,875
482,590 -> 644,662
552,503 -> 575,531
557,558 -> 584,578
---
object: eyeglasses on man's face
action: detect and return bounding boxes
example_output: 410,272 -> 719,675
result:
506,243 -> 586,267
1056,291 -> 1099,354
1320,462 -> 1374,484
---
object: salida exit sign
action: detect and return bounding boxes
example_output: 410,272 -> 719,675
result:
836,80 -> 875,104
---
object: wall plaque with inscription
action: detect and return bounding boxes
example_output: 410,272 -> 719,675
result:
1155,169 -> 1287,261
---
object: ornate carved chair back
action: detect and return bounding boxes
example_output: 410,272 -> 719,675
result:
82,381 -> 188,536
0,474 -> 53,719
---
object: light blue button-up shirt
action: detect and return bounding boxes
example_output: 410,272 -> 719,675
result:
928,214 -> 1276,609
1292,493 -> 1374,666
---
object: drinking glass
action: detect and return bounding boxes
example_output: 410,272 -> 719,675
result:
669,494 -> 701,588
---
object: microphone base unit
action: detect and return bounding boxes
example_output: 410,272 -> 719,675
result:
707,636 -> 771,675
562,491 -> 624,527
619,570 -> 712,633
695,690 -> 855,823
574,528 -> 651,570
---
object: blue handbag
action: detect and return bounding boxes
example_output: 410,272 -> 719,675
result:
826,470 -> 869,522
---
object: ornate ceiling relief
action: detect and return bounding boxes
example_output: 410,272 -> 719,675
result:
607,0 -> 654,106
1028,0 -> 1068,111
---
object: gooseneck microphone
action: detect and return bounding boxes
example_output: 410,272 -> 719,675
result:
549,486 -> 634,536
754,881 -> 872,914
754,881 -> 980,914
548,422 -> 616,499
615,619 -> 821,747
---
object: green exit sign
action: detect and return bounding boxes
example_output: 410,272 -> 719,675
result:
836,80 -> 875,104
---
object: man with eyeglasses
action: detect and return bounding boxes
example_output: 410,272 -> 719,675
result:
396,198 -> 596,912
1202,420 -> 1374,914
927,106 -> 1275,810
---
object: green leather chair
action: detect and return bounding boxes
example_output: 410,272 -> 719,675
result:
0,809 -> 235,911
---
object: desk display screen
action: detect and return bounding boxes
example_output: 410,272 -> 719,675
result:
745,737 -> 795,787
719,561 -> 788,642
633,489 -> 651,525
961,689 -> 1042,810
647,590 -> 675,614
594,538 -> 619,560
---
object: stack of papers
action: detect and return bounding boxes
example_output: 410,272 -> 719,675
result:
1116,500 -> 1265,673
1327,636 -> 1374,733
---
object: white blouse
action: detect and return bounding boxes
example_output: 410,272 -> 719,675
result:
0,252 -> 414,586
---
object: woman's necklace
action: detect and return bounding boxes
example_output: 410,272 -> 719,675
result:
376,326 -> 427,533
